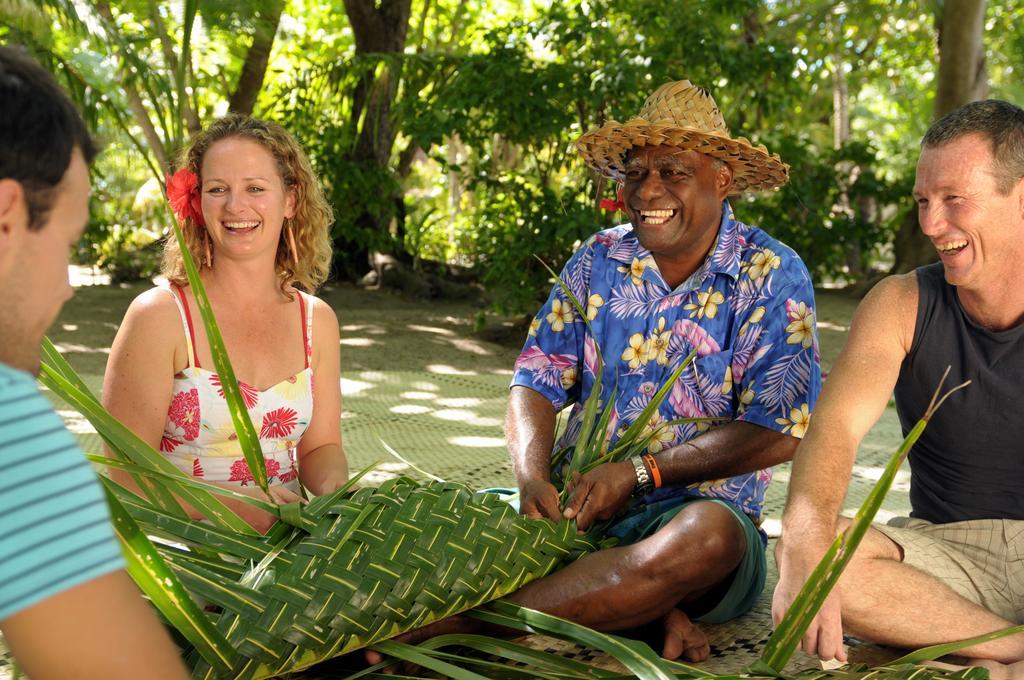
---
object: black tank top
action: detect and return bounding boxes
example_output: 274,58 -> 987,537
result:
893,263 -> 1024,523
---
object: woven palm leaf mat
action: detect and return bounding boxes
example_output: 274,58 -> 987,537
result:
18,370 -> 914,678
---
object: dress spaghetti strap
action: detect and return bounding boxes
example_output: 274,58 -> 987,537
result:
297,292 -> 313,369
167,284 -> 200,369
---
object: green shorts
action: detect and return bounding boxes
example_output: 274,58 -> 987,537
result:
606,496 -> 767,624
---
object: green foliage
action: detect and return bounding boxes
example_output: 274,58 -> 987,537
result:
14,0 -> 1024,298
737,135 -> 909,281
463,178 -> 600,314
77,173 -> 165,282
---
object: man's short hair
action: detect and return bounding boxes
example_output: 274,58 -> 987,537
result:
0,46 -> 96,230
922,99 -> 1024,195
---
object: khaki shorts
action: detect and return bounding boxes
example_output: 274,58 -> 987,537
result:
873,517 -> 1024,623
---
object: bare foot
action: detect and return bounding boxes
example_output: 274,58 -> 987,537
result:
661,608 -> 709,662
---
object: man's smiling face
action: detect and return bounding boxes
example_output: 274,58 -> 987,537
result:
621,145 -> 733,286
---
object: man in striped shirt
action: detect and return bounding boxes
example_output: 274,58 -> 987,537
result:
0,46 -> 187,678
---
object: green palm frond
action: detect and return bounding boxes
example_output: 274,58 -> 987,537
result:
35,243 -> 697,678
170,221 -> 270,493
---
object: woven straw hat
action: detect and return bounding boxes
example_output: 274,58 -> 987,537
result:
576,79 -> 789,193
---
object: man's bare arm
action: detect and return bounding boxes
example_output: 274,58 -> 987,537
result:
781,275 -> 918,543
506,386 -> 561,520
772,273 -> 919,662
564,420 -> 797,530
2,571 -> 188,679
657,420 -> 798,486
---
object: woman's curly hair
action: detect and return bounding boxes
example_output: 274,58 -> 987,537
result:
162,114 -> 334,294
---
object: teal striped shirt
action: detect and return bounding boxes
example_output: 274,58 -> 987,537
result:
0,362 -> 124,620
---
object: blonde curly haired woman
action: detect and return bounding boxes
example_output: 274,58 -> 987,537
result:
103,115 -> 348,532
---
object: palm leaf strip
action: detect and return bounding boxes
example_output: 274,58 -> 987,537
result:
760,370 -> 972,672
169,219 -> 270,494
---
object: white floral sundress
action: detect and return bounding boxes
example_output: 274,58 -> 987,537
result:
160,285 -> 313,493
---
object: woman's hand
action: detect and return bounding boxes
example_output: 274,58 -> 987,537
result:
224,484 -> 306,534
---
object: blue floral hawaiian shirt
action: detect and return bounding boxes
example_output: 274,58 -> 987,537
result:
511,201 -> 822,523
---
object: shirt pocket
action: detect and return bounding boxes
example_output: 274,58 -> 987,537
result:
688,349 -> 734,418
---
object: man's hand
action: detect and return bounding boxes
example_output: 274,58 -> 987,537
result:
519,478 -> 562,521
772,538 -> 847,663
562,461 -> 635,531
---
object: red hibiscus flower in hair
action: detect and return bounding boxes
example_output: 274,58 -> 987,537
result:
166,168 -> 205,226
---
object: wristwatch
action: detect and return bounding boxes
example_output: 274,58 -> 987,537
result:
630,455 -> 654,497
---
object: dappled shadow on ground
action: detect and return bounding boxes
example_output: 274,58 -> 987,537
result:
48,281 -> 150,376
49,283 -> 866,381
49,279 -> 908,513
49,281 -> 524,377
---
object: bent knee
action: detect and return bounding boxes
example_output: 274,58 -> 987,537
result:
835,516 -> 903,562
645,502 -> 747,582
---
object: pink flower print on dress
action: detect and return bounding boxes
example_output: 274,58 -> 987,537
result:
229,459 -> 253,484
278,463 -> 297,484
168,388 -> 201,440
192,458 -> 204,477
160,436 -> 182,453
261,407 -> 298,439
209,374 -> 259,409
228,457 -> 281,485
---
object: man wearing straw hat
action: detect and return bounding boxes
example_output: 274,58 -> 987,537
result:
505,79 -> 822,659
0,46 -> 187,678
774,100 -> 1024,676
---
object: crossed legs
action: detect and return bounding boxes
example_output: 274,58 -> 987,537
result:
506,499 -> 749,660
367,499 -> 753,666
834,517 -> 1024,675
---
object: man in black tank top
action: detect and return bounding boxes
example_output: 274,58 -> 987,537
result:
773,99 -> 1024,676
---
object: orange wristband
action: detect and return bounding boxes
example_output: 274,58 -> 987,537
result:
642,454 -> 662,488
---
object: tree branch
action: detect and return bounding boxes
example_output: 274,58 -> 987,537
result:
228,0 -> 285,115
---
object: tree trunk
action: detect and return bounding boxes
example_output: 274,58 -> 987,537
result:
890,0 -> 987,275
344,0 -> 411,165
830,15 -> 864,280
228,0 -> 285,116
146,0 -> 201,135
934,0 -> 990,118
335,0 -> 413,280
93,1 -> 171,174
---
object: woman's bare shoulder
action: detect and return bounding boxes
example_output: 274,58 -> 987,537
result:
118,287 -> 184,336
